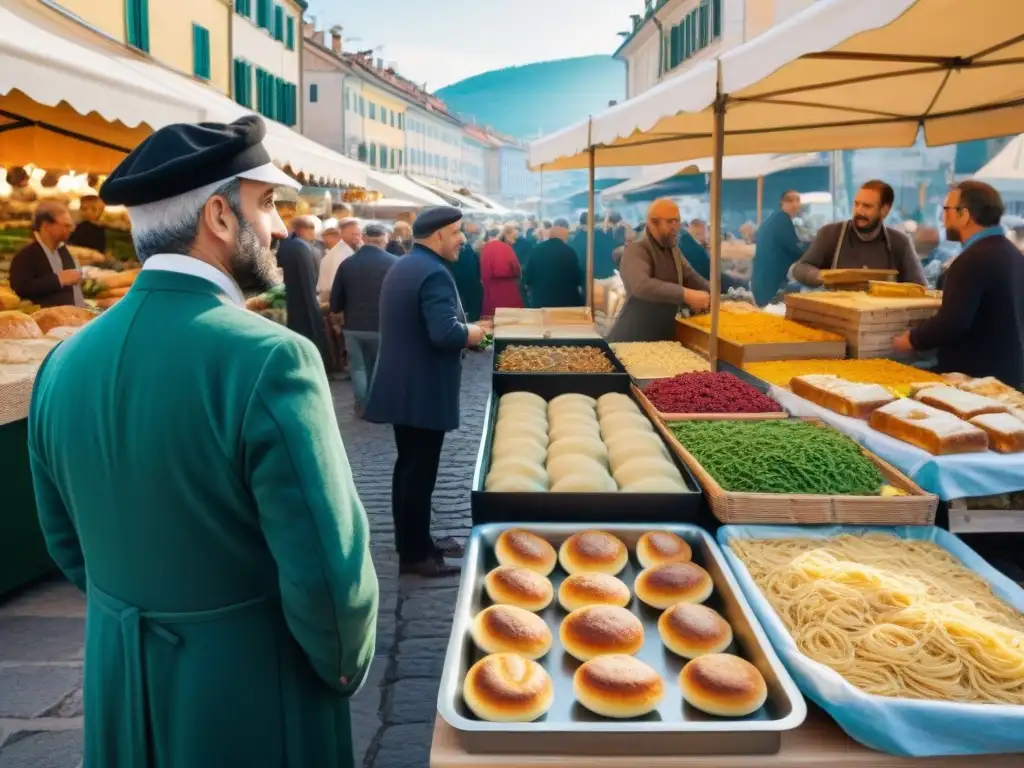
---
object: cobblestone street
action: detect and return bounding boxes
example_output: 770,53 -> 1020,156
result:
0,351 -> 491,768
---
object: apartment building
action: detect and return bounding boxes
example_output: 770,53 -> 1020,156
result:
231,0 -> 304,128
405,106 -> 464,187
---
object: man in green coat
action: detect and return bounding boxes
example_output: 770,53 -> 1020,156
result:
27,116 -> 378,768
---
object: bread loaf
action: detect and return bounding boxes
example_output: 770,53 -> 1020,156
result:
31,306 -> 94,333
790,374 -> 896,418
915,385 -> 1007,420
463,653 -> 553,722
968,412 -> 1024,453
869,398 -> 989,455
0,311 -> 42,340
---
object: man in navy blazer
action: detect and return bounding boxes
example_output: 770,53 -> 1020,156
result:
365,207 -> 485,577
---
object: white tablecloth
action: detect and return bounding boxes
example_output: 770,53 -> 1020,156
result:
770,386 -> 1024,500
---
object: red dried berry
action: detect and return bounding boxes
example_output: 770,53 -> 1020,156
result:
643,372 -> 784,415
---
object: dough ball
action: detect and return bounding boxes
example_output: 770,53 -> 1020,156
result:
620,476 -> 687,493
491,437 -> 547,467
549,393 -> 596,410
599,411 -> 654,437
494,419 -> 549,448
596,392 -> 641,418
487,457 -> 548,488
546,435 -> 609,467
613,456 -> 683,488
484,474 -> 545,493
550,472 -> 616,493
499,392 -> 547,413
547,453 -> 607,486
548,419 -> 601,444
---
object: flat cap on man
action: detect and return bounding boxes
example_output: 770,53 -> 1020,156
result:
100,115 -> 299,207
412,206 -> 463,238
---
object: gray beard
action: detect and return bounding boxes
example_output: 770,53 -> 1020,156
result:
230,218 -> 277,294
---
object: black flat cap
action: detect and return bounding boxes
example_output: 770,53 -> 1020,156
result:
413,206 -> 463,238
101,115 -> 298,206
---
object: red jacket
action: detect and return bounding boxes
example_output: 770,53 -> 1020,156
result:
480,240 -> 523,316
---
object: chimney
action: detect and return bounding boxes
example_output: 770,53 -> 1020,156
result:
329,26 -> 342,55
376,57 -> 384,69
302,21 -> 314,39
313,30 -> 325,46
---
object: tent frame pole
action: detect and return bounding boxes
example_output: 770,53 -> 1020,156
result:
708,61 -> 725,372
756,174 -> 764,226
586,121 -> 596,312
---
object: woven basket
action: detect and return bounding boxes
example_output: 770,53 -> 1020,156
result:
653,417 -> 938,526
632,383 -> 788,423
0,373 -> 35,426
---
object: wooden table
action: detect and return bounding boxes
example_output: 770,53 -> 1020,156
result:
430,709 -> 1023,767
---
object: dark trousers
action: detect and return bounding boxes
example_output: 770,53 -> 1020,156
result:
392,425 -> 445,563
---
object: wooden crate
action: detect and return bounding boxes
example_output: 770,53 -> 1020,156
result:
652,417 -> 938,525
785,293 -> 941,359
632,382 -> 788,422
675,318 -> 847,367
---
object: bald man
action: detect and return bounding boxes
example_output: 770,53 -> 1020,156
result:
607,198 -> 710,342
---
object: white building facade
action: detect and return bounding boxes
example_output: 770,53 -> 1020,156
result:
460,134 -> 488,193
405,108 -> 463,187
232,0 -> 304,128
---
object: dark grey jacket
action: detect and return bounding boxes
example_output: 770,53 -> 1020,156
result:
330,244 -> 398,332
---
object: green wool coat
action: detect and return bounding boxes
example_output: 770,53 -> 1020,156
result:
28,269 -> 379,768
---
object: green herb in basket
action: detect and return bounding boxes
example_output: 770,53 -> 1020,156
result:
669,420 -> 884,496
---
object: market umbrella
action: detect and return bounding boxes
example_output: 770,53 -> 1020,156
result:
529,0 -> 1024,364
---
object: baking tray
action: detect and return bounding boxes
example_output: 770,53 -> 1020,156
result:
437,523 -> 807,756
493,338 -> 629,394
471,379 -> 705,524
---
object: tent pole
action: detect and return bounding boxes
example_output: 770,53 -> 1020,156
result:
586,144 -> 596,313
539,169 -> 544,220
708,62 -> 725,372
756,175 -> 764,226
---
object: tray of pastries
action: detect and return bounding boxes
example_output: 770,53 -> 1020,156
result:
437,523 -> 807,756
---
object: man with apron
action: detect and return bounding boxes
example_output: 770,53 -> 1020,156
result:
608,198 -> 711,342
790,180 -> 926,288
28,116 -> 378,768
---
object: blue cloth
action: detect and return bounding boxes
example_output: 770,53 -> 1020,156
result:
962,225 -> 1006,250
677,229 -> 710,282
717,524 -> 1024,757
751,210 -> 806,306
769,385 -> 1024,500
364,244 -> 468,432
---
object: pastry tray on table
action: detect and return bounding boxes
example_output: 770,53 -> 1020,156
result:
437,523 -> 807,756
717,524 -> 1024,757
652,417 -> 938,526
492,337 -> 629,393
471,377 -> 704,524
674,318 -> 847,367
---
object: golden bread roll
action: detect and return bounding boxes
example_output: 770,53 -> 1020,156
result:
494,420 -> 548,448
499,392 -> 547,413
546,435 -> 609,466
596,392 -> 641,418
471,605 -> 552,659
548,400 -> 597,421
679,654 -> 768,717
574,654 -> 664,718
494,529 -> 557,575
634,562 -> 713,609
463,653 -> 554,722
636,531 -> 693,568
483,474 -> 545,493
599,411 -> 654,437
560,605 -> 644,661
558,572 -> 631,612
550,473 -> 616,493
613,456 -> 683,488
548,420 -> 601,444
490,436 -> 547,467
620,477 -> 686,493
546,453 -> 606,486
558,530 -> 628,575
550,393 -> 596,410
485,566 -> 554,611
485,457 -> 548,489
659,603 -> 733,658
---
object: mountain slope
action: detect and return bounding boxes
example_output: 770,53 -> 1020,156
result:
436,56 -> 625,140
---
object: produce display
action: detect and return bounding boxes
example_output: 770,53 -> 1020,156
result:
688,310 -> 844,344
245,283 -> 287,325
461,528 -> 770,722
496,345 -> 615,373
744,358 -> 944,397
668,420 -> 885,496
729,534 -> 1024,704
0,310 -> 42,339
485,392 -> 687,493
643,372 -> 784,415
81,267 -> 140,308
609,341 -> 708,379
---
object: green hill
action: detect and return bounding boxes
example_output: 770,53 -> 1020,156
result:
436,56 -> 625,139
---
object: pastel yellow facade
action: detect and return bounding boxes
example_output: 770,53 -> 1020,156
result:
360,84 -> 407,169
52,0 -> 126,41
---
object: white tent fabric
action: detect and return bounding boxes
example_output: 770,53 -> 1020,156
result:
531,0 -> 1024,170
976,134 -> 1024,190
365,172 -> 448,206
467,192 -> 511,215
0,1 -> 201,129
407,175 -> 490,212
600,153 -> 821,201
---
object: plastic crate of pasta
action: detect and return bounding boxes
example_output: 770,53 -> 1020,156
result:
716,525 -> 1024,757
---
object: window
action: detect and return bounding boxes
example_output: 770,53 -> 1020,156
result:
391,149 -> 397,168
397,150 -> 403,168
235,0 -> 251,17
309,83 -> 318,103
358,143 -> 368,162
712,0 -> 722,38
669,25 -> 680,67
359,96 -> 365,116
398,114 -> 404,130
286,16 -> 295,50
273,5 -> 284,42
344,90 -> 351,111
233,59 -> 252,107
369,102 -> 377,120
191,24 -> 211,80
381,106 -> 388,124
125,0 -> 150,52
256,0 -> 271,30
390,112 -> 395,128
698,1 -> 709,48
370,145 -> 377,166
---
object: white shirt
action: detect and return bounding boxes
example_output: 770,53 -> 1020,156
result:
142,254 -> 246,308
35,234 -> 85,307
317,241 -> 354,303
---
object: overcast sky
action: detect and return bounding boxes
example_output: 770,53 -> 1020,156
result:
304,0 -> 643,89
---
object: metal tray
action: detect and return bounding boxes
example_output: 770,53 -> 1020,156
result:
437,523 -> 807,756
493,338 -> 629,388
471,379 -> 705,525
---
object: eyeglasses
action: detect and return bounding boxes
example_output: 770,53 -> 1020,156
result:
942,206 -> 966,213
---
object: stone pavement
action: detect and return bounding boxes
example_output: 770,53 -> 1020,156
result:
0,351 -> 491,768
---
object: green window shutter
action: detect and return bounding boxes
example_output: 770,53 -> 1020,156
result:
126,0 -> 150,52
309,83 -> 318,103
690,11 -> 698,52
712,0 -> 722,39
699,2 -> 709,48
234,0 -> 249,17
257,0 -> 270,30
286,17 -> 295,50
274,5 -> 284,42
192,24 -> 210,80
370,145 -> 377,165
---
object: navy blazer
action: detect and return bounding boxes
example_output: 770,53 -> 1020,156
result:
364,244 -> 468,432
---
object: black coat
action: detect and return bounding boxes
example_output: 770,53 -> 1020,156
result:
450,242 -> 483,322
275,235 -> 328,363
330,244 -> 397,332
68,221 -> 107,253
523,239 -> 584,308
9,240 -> 78,307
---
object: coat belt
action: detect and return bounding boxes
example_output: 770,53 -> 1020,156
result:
87,582 -> 276,768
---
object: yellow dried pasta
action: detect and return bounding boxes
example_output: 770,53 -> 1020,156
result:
610,341 -> 709,379
688,312 -> 843,344
745,358 -> 944,397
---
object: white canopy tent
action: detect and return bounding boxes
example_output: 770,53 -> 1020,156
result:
529,0 -> 1024,364
365,172 -> 448,206
975,134 -> 1024,194
407,175 -> 491,212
